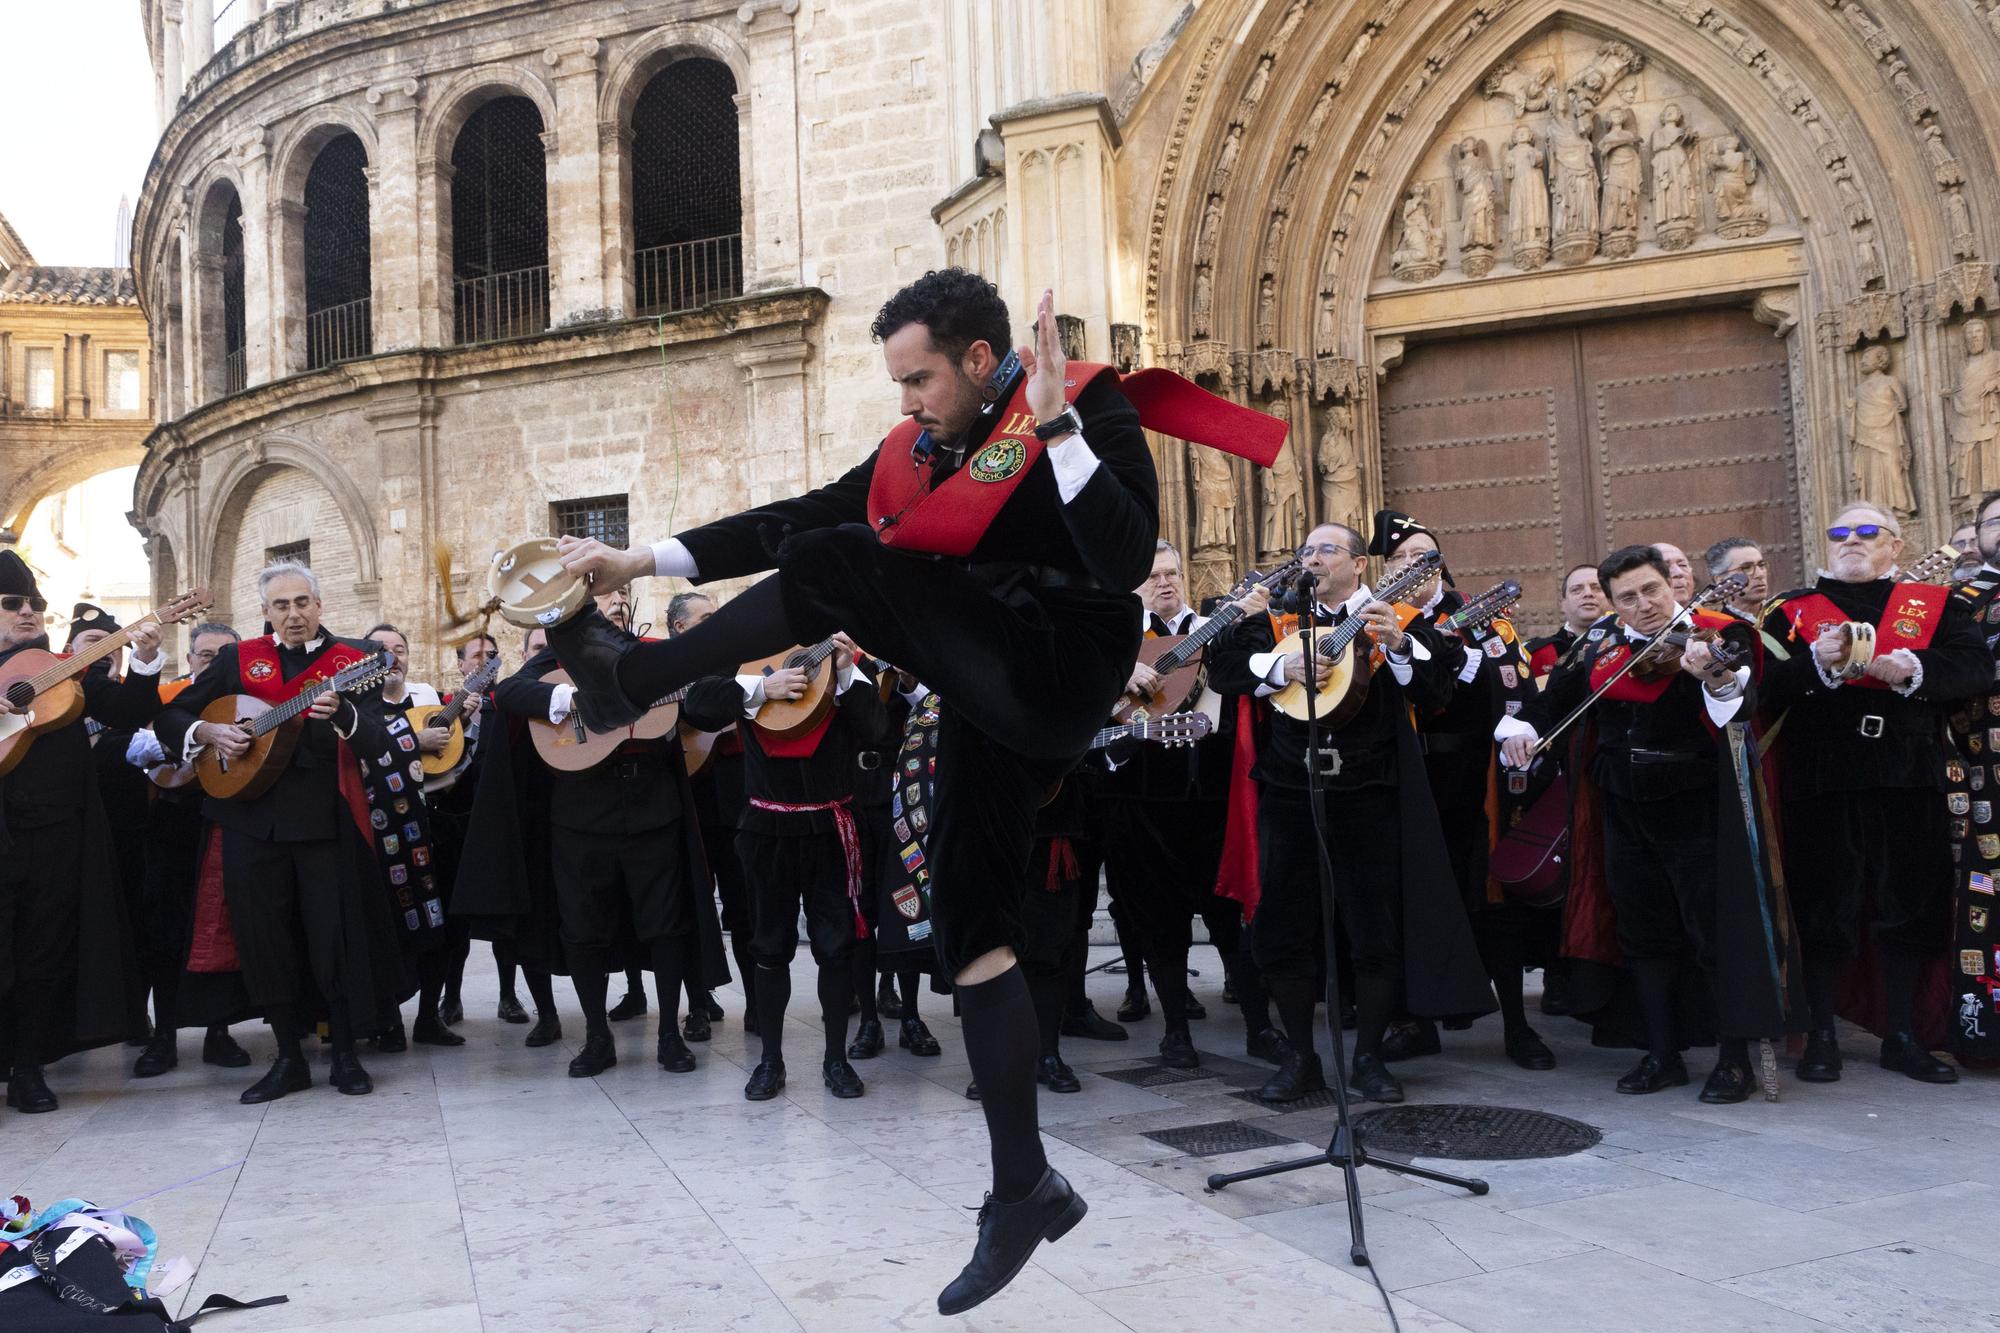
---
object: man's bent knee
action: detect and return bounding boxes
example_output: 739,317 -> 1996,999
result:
954,946 -> 1017,987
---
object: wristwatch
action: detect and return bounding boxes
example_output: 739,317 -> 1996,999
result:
1033,406 -> 1083,442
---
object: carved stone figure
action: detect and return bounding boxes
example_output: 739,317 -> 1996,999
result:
1454,137 -> 1501,278
1566,41 -> 1646,109
1549,103 -> 1602,265
1316,402 -> 1363,534
1213,122 -> 1243,188
1255,276 -> 1278,348
1709,135 -> 1769,239
1947,189 -> 1977,261
1921,123 -> 1963,188
1242,55 -> 1273,108
1314,288 -> 1339,357
1195,193 -> 1224,264
1848,344 -> 1916,518
1111,323 -> 1140,373
1842,2 -> 1897,61
1259,211 -> 1288,273
1598,107 -> 1643,258
1951,319 -> 2000,502
1481,60 -> 1555,117
1855,225 -> 1885,288
1193,446 -> 1237,551
1274,147 -> 1308,211
1390,184 -> 1445,282
1260,402 -> 1307,563
1651,104 -> 1701,250
1504,125 -> 1551,270
1191,265 -> 1214,338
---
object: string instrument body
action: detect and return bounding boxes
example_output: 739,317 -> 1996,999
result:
746,640 -> 841,738
528,669 -> 683,772
1266,551 -> 1445,725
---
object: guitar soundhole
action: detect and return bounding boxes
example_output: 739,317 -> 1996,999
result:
4,681 -> 32,708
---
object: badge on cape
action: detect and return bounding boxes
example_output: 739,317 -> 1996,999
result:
1981,837 -> 2000,861
1977,801 -> 1992,825
1498,664 -> 1518,688
1954,817 -> 1971,839
1485,638 -> 1507,658
246,659 -> 276,682
1951,793 -> 1972,816
1973,906 -> 1991,933
383,835 -> 400,855
969,438 -> 1028,483
893,885 -> 923,921
1964,950 -> 1988,976
1971,870 -> 1996,895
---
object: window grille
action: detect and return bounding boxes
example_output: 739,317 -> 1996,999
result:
304,132 -> 373,368
451,96 -> 550,343
631,59 -> 743,315
221,191 -> 247,391
266,539 -> 310,569
551,495 -> 630,551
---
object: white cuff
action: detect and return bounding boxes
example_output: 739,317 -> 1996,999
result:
182,721 -> 205,760
127,651 -> 164,676
1813,655 -> 1846,690
548,683 -> 577,724
1493,714 -> 1537,745
1702,667 -> 1750,724
833,661 -> 858,695
1250,651 -> 1286,698
125,729 -> 166,768
1047,432 -> 1101,503
899,681 -> 931,707
651,539 -> 699,580
1889,649 -> 1924,697
1455,645 -> 1483,685
736,674 -> 767,717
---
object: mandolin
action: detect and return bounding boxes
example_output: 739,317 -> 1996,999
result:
1267,550 -> 1444,725
529,671 -> 686,772
1115,561 -> 1301,723
189,652 -> 393,800
1440,579 -> 1522,636
0,588 -> 212,778
409,656 -> 501,783
745,638 -> 843,738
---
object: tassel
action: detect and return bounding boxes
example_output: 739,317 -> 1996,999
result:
434,542 -> 502,649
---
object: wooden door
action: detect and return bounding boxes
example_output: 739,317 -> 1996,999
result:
1377,307 -> 1799,632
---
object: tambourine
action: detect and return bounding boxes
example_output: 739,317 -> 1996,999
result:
489,538 -> 590,629
1824,619 -> 1877,681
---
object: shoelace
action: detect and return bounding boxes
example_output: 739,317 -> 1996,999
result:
969,1193 -> 994,1227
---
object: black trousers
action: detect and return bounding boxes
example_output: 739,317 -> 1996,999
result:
704,820 -> 752,942
1785,787 -> 1952,956
0,820 -> 82,995
1253,783 -> 1403,984
1018,840 -> 1085,975
1600,788 -> 1718,969
218,828 -> 391,1020
548,821 -> 689,948
739,830 -> 860,969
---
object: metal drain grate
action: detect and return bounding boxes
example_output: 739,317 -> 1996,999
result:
1098,1064 -> 1214,1088
1142,1119 -> 1299,1157
1228,1086 -> 1343,1113
1352,1104 -> 1601,1160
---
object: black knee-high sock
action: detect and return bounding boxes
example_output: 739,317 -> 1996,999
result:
1026,967 -> 1065,1060
1882,948 -> 1922,1035
731,933 -> 757,1019
852,936 -> 880,1022
1476,917 -> 1530,1034
1804,949 -> 1842,1030
569,943 -> 613,1038
1234,944 -> 1272,1035
149,966 -> 181,1037
1353,972 -> 1400,1062
1630,957 -> 1679,1063
265,1002 -> 306,1063
959,965 -> 1049,1201
1270,975 -> 1318,1062
417,951 -> 448,1023
1109,898 -> 1146,997
755,963 -> 792,1065
623,965 -> 646,1001
615,575 -> 796,705
523,965 -> 556,1017
445,931 -> 470,1009
1146,936 -> 1194,1031
494,941 -> 521,1005
897,966 -> 922,1020
650,937 -> 686,1035
818,962 -> 851,1061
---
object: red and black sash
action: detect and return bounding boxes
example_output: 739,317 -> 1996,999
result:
236,635 -> 366,704
1781,584 -> 1948,691
1584,609 -> 1739,703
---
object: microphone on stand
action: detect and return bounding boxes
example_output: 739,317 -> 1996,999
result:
1283,570 -> 1319,616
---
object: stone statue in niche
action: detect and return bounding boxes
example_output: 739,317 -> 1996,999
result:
1195,193 -> 1224,264
1314,288 -> 1339,357
1453,138 -> 1501,278
1855,225 -> 1885,288
1946,189 -> 1977,261
1191,265 -> 1214,338
1950,318 -> 2000,503
1254,276 -> 1278,348
1921,123 -> 1963,188
1481,60 -> 1556,117
1708,135 -> 1769,239
1847,344 -> 1916,519
1549,100 -> 1602,265
1242,54 -> 1274,108
1842,2 -> 1897,61
1390,183 -> 1445,282
1504,125 -> 1551,270
1316,401 -> 1364,534
1111,323 -> 1140,374
1213,123 -> 1243,187
1259,210 -> 1288,273
1056,315 -> 1086,362
1259,401 -> 1307,563
1193,445 -> 1237,552
1598,107 -> 1643,259
1650,104 -> 1701,251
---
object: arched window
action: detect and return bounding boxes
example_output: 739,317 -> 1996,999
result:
303,132 -> 372,368
630,59 -> 742,315
221,194 -> 245,393
195,182 -> 247,401
450,96 -> 550,343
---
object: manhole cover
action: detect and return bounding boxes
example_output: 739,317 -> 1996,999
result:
1352,1104 -> 1600,1160
1098,1064 -> 1214,1088
1227,1086 -> 1343,1113
1142,1119 -> 1299,1157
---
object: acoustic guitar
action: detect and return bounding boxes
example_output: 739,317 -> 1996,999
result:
678,722 -> 720,776
1114,561 -> 1301,722
1041,709 -> 1216,805
409,655 -> 501,783
188,652 -> 393,800
1267,549 -> 1444,725
1439,579 -> 1523,637
528,672 -> 686,772
0,587 -> 212,778
745,638 -> 843,739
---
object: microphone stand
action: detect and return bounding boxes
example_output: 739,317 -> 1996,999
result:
1208,571 -> 1487,1269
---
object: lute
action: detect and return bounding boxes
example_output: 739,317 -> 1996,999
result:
189,651 -> 393,800
745,638 -> 843,738
1267,550 -> 1444,725
411,655 -> 502,784
1115,560 -> 1302,722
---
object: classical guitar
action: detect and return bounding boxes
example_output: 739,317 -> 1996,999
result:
409,655 -> 501,782
1043,709 -> 1216,804
1267,549 -> 1444,725
0,588 -> 212,778
188,652 -> 393,801
745,638 -> 842,738
1115,560 -> 1302,723
529,672 -> 686,773
679,722 -> 720,776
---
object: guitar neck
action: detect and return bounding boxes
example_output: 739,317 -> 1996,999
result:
23,614 -> 159,696
1156,606 -> 1239,670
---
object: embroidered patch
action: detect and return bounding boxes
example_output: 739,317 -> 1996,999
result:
246,659 -> 276,682
1951,792 -> 1972,816
383,835 -> 400,856
1964,950 -> 1987,976
1972,906 -> 1990,933
1498,665 -> 1518,688
893,886 -> 923,920
969,438 -> 1028,483
1970,871 -> 1996,895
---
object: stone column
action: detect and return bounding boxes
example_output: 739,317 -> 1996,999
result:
75,334 -> 92,417
366,79 -> 423,350
362,388 -> 438,660
0,331 -> 12,413
735,329 -> 813,500
60,336 -> 76,419
237,133 -> 275,384
185,0 -> 213,73
599,119 -> 634,317
545,39 -> 608,326
740,1 -> 802,291
416,154 -> 457,346
161,1 -> 185,120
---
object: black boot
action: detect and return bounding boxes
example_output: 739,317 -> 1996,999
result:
525,1014 -> 563,1047
1258,1051 -> 1326,1103
1616,1053 -> 1689,1094
1059,1003 -> 1127,1041
1350,1052 -> 1404,1103
898,1017 -> 942,1056
546,609 -> 647,731
568,1031 -> 617,1078
1158,1027 -> 1200,1070
133,1034 -> 178,1078
1036,1054 -> 1080,1093
203,1027 -> 251,1067
657,1032 -> 697,1073
6,1065 -> 57,1113
1504,1026 -> 1556,1071
328,1049 -> 373,1095
1796,1026 -> 1842,1082
239,1056 -> 311,1105
847,1018 -> 885,1060
937,1167 -> 1088,1316
744,1059 -> 786,1100
1880,1031 -> 1959,1084
411,1015 -> 465,1047
822,1057 -> 865,1099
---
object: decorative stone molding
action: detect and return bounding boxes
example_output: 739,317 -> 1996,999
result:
1752,288 -> 1799,339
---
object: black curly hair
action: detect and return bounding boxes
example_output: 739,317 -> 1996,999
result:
870,268 -> 1013,366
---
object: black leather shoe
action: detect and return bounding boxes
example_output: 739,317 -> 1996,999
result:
1351,1052 -> 1405,1103
568,1032 -> 618,1078
1246,1025 -> 1294,1065
6,1065 -> 57,1114
848,1018 -> 885,1060
1061,1003 -> 1128,1042
1796,1025 -> 1842,1083
1880,1031 -> 1959,1083
1037,1054 -> 1081,1092
496,996 -> 531,1025
1699,1058 -> 1754,1104
1158,1028 -> 1200,1070
546,608 -> 647,731
525,1015 -> 563,1048
1258,1052 -> 1327,1103
203,1027 -> 252,1068
899,1017 -> 942,1056
682,1009 -> 712,1044
607,990 -> 647,1022
133,1035 -> 178,1078
1184,997 -> 1207,1021
1616,1053 -> 1690,1094
411,1015 -> 465,1047
240,1056 -> 311,1105
373,1021 -> 408,1053
1539,969 -> 1572,1017
744,1060 -> 786,1100
876,977 -> 902,1020
938,1167 -> 1087,1316
1116,989 -> 1151,1023
823,1057 -> 865,1098
964,1080 -> 981,1100
329,1050 -> 373,1095
439,997 -> 464,1027
701,992 -> 724,1022
1381,1019 -> 1442,1062
1505,1026 -> 1557,1071
657,1033 -> 697,1073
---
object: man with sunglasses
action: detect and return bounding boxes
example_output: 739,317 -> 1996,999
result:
1762,504 -> 1989,1084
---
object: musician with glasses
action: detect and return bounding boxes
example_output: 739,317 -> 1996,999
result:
1761,503 -> 1989,1084
1703,538 -> 1772,623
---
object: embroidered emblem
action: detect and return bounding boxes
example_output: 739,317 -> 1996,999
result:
246,659 -> 276,682
969,438 -> 1028,483
1963,950 -> 1987,976
893,886 -> 923,920
1973,906 -> 1990,933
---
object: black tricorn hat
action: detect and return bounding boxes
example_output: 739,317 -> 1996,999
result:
1368,509 -> 1434,558
0,549 -> 40,600
65,602 -> 119,649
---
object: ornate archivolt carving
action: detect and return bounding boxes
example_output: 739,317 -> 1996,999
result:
1316,399 -> 1364,536
1564,40 -> 1644,109
1390,184 -> 1445,281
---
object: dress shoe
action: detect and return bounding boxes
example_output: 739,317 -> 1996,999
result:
1615,1052 -> 1689,1094
546,608 -> 646,730
568,1032 -> 618,1078
876,976 -> 903,1020
1880,1031 -> 1959,1084
239,1056 -> 311,1105
411,1015 -> 465,1047
1037,1054 -> 1081,1093
1060,1003 -> 1128,1042
496,995 -> 531,1025
1184,997 -> 1207,1021
524,1014 -> 563,1048
1504,1026 -> 1557,1071
823,1057 -> 865,1099
1698,1058 -> 1754,1104
1539,969 -> 1572,1017
1350,1052 -> 1405,1103
1796,1025 -> 1842,1083
701,992 -> 725,1022
1246,1025 -> 1294,1065
133,1035 -> 178,1078
1115,989 -> 1151,1023
438,996 -> 464,1027
329,1049 -> 373,1095
607,990 -> 648,1022
6,1065 -> 57,1114
1258,1051 -> 1327,1103
682,1008 -> 712,1043
937,1167 -> 1087,1316
1158,1028 -> 1200,1070
372,1021 -> 408,1053
203,1027 -> 252,1067
847,1018 -> 885,1060
657,1033 -> 697,1073
898,1017 -> 942,1056
964,1080 -> 981,1100
744,1060 -> 786,1100
1380,1019 -> 1442,1062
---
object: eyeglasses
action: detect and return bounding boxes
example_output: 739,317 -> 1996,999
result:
187,648 -> 220,662
0,596 -> 47,614
1297,544 -> 1360,560
1827,524 -> 1890,541
1728,559 -> 1769,573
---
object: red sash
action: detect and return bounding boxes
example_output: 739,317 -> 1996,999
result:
865,362 -> 1287,557
1783,584 -> 1947,691
235,635 -> 366,704
1587,609 -> 1737,703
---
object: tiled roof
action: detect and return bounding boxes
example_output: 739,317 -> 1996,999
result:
0,211 -> 31,266
0,267 -> 139,306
